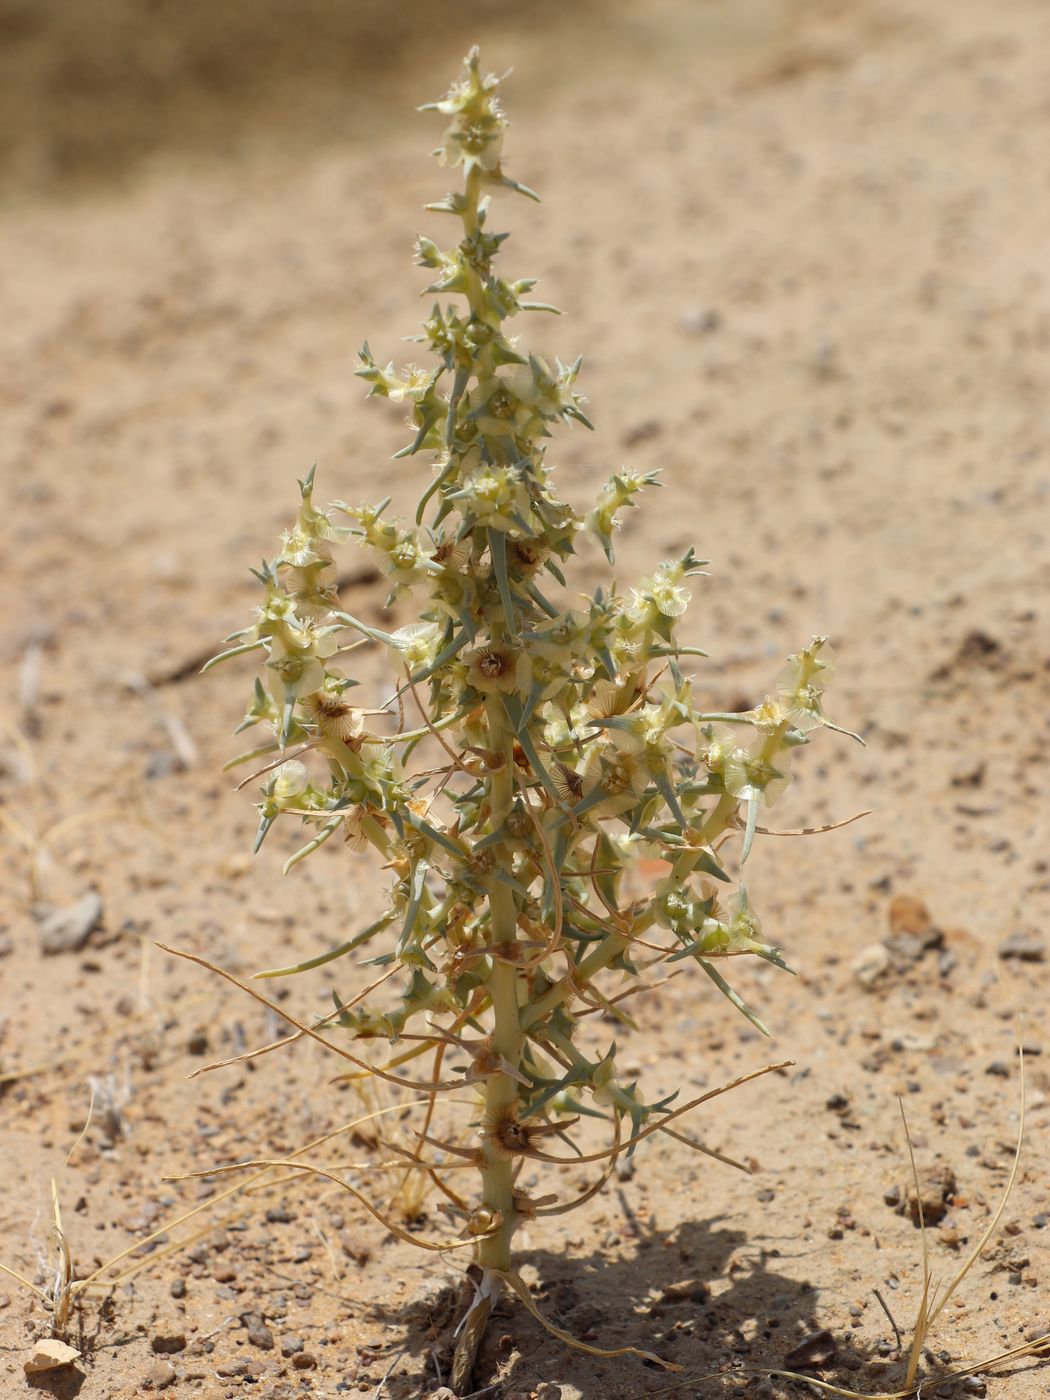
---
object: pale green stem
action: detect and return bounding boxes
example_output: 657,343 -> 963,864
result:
541,1024 -> 636,1119
698,792 -> 737,848
460,166 -> 491,326
477,698 -> 524,1272
361,814 -> 393,856
520,928 -> 631,1032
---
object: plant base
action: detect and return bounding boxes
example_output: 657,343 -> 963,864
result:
449,1266 -> 500,1396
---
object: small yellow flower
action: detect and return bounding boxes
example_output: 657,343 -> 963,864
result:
724,743 -> 792,806
776,637 -> 834,729
269,761 -> 309,804
645,561 -> 691,619
388,622 -> 444,671
386,364 -> 432,404
701,723 -> 743,774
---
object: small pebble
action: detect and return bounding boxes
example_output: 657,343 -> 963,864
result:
998,930 -> 1046,962
144,1359 -> 177,1390
661,1278 -> 709,1303
888,894 -> 933,935
907,1160 -> 956,1225
678,306 -> 722,335
150,1327 -> 187,1355
784,1329 -> 838,1369
852,942 -> 890,988
246,1321 -> 274,1350
292,1351 -> 318,1370
170,1278 -> 187,1299
985,1061 -> 1010,1078
38,892 -> 103,955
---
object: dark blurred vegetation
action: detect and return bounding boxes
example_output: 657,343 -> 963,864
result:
0,0 -> 612,190
0,0 -> 803,193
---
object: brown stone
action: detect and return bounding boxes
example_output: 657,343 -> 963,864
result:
144,1359 -> 177,1389
150,1325 -> 187,1354
907,1159 -> 957,1226
784,1329 -> 838,1370
889,894 -> 933,935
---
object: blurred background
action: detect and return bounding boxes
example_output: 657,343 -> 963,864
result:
1,0 -> 795,189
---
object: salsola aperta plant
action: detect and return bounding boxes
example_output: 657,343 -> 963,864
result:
205,47 -> 853,1385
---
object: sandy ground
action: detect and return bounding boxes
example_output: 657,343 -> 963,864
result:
1,1 -> 1049,1396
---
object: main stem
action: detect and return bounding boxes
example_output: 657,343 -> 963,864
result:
451,699 -> 522,1393
453,163 -> 523,1393
478,696 -> 523,1273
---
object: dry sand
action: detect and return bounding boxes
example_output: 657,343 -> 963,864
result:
1,1 -> 1048,1395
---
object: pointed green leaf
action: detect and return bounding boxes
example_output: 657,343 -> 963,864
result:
698,959 -> 771,1037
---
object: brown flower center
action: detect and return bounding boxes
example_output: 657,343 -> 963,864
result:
479,649 -> 510,677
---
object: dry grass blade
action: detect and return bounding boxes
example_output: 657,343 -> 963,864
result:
533,1115 -> 623,1216
165,1157 -> 484,1252
0,1100 -> 425,1323
0,798 -> 146,903
187,964 -> 401,1077
158,942 -> 464,1092
923,1044 -> 1027,1331
765,1044 -> 1043,1399
0,1258 -> 49,1303
758,1330 -> 1050,1399
752,809 -> 872,837
0,1062 -> 55,1087
656,1122 -> 750,1173
900,1098 -> 932,1390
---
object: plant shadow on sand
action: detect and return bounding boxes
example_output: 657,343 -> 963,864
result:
23,1371 -> 88,1400
369,1213 -> 876,1398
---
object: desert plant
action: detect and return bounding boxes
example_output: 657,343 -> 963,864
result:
203,47 -> 856,1388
